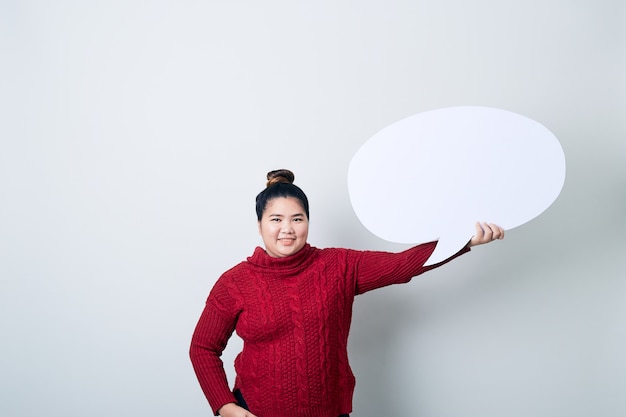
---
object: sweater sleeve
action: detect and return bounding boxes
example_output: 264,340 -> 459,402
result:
354,241 -> 470,295
189,284 -> 240,415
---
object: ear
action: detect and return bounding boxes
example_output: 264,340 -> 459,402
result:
257,221 -> 262,235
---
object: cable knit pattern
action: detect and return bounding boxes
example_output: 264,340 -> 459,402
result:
313,267 -> 331,404
190,241 -> 469,417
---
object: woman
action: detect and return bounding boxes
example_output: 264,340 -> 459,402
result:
190,169 -> 504,417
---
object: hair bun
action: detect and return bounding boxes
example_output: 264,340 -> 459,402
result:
266,169 -> 295,187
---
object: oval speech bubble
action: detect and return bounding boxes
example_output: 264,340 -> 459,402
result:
347,106 -> 566,265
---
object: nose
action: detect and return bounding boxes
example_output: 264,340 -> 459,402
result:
281,220 -> 295,233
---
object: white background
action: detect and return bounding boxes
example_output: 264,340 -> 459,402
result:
1,1 -> 625,416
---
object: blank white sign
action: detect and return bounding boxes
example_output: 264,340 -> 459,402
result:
348,106 -> 566,265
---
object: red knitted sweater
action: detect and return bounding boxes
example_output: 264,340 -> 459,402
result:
190,241 -> 469,417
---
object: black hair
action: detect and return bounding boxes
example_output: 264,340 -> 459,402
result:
255,169 -> 310,221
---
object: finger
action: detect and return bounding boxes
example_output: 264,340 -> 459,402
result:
488,223 -> 504,240
474,221 -> 484,240
481,221 -> 493,242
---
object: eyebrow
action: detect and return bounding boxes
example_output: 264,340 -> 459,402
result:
267,213 -> 305,218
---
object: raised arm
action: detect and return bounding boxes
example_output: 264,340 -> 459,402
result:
353,222 -> 504,295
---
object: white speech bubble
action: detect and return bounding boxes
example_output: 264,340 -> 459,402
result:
348,106 -> 566,265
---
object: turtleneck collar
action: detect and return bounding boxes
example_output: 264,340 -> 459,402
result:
246,243 -> 317,275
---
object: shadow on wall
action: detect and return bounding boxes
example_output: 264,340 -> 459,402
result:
349,286 -> 421,417
347,228 -> 626,417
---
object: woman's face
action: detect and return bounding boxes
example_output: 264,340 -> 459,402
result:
258,197 -> 309,258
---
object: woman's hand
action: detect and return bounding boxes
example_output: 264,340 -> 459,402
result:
468,222 -> 505,247
218,403 -> 257,417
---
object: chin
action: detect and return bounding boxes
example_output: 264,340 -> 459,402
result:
279,245 -> 303,257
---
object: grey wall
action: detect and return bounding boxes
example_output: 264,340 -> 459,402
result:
1,1 -> 625,416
